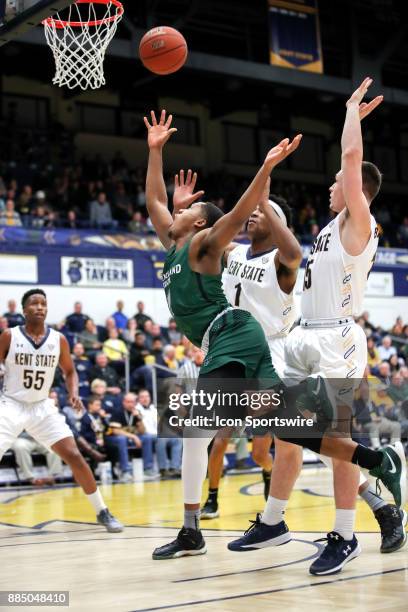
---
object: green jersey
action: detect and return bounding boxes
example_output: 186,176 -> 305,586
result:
163,241 -> 229,347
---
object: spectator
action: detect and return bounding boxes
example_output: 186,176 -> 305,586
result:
374,361 -> 391,385
377,335 -> 397,361
90,192 -> 115,229
0,199 -> 22,226
397,216 -> 408,247
128,211 -> 148,233
3,299 -> 25,328
165,318 -> 182,345
159,345 -> 180,372
102,328 -> 128,367
30,205 -> 54,229
129,332 -> 150,371
72,342 -> 91,399
0,316 -> 9,335
122,318 -> 138,344
367,337 -> 381,370
133,301 -> 152,329
11,431 -> 63,485
65,302 -> 89,334
352,383 -> 373,446
89,354 -> 122,395
79,318 -> 102,357
63,209 -> 80,229
111,392 -> 156,477
17,185 -> 34,217
112,300 -> 128,332
367,384 -> 402,447
387,372 -> 408,404
90,378 -> 121,413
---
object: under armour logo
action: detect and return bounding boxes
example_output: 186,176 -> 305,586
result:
332,534 -> 340,540
343,545 -> 352,556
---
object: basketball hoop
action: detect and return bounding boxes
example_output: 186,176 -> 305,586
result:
43,0 -> 124,90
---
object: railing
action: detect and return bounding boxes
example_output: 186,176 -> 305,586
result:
151,363 -> 177,409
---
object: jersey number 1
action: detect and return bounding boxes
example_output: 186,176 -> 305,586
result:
23,369 -> 46,390
234,283 -> 242,306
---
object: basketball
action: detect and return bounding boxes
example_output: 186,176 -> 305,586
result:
139,26 -> 188,75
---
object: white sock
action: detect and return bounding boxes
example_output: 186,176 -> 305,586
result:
262,496 -> 288,526
334,509 -> 355,541
371,437 -> 381,449
87,489 -> 107,514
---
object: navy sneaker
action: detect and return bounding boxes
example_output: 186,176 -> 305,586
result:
369,442 -> 407,507
152,527 -> 207,560
309,531 -> 361,575
374,505 -> 407,553
228,513 -> 291,551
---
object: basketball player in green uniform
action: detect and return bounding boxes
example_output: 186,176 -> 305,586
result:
144,110 -> 406,559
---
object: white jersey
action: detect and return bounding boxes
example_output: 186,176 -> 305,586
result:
223,244 -> 296,338
301,213 -> 378,320
3,326 -> 61,403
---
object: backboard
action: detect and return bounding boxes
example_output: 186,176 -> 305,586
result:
0,0 -> 75,46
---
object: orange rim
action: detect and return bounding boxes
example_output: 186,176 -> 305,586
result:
43,0 -> 123,29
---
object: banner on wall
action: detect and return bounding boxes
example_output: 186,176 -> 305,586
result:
61,257 -> 134,288
268,0 -> 323,73
0,254 -> 38,283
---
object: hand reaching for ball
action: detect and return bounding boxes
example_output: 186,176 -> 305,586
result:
144,110 -> 178,149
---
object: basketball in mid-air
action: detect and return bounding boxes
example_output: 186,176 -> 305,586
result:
139,26 -> 188,75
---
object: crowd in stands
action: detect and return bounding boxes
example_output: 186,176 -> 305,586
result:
1,297 -> 408,486
0,127 -> 407,248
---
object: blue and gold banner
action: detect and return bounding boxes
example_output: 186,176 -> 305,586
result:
268,0 -> 323,73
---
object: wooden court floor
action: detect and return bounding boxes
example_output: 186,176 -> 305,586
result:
0,465 -> 407,612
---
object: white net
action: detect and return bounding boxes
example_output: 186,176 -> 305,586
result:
43,0 -> 123,90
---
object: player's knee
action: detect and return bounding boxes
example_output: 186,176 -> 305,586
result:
63,447 -> 85,466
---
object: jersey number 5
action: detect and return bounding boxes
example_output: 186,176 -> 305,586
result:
23,369 -> 46,390
303,259 -> 313,290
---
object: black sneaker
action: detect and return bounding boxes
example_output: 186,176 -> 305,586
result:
152,527 -> 207,560
262,469 -> 272,501
97,508 -> 124,533
296,376 -> 337,425
309,531 -> 361,575
201,498 -> 219,519
369,442 -> 407,507
374,505 -> 408,553
228,513 -> 291,551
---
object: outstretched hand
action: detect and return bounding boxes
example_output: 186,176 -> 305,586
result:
264,134 -> 302,171
173,169 -> 205,211
144,109 -> 177,149
347,77 -> 383,119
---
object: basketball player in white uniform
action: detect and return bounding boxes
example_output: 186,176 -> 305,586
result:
200,178 -> 300,517
228,79 -> 406,571
0,288 -> 123,533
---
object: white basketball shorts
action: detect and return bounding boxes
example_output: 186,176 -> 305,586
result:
268,336 -> 286,380
0,395 -> 73,459
283,322 -> 367,405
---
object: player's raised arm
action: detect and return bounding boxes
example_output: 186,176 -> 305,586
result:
258,177 -> 302,270
198,135 -> 302,256
144,110 -> 178,249
58,333 -> 83,411
341,78 -> 382,232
